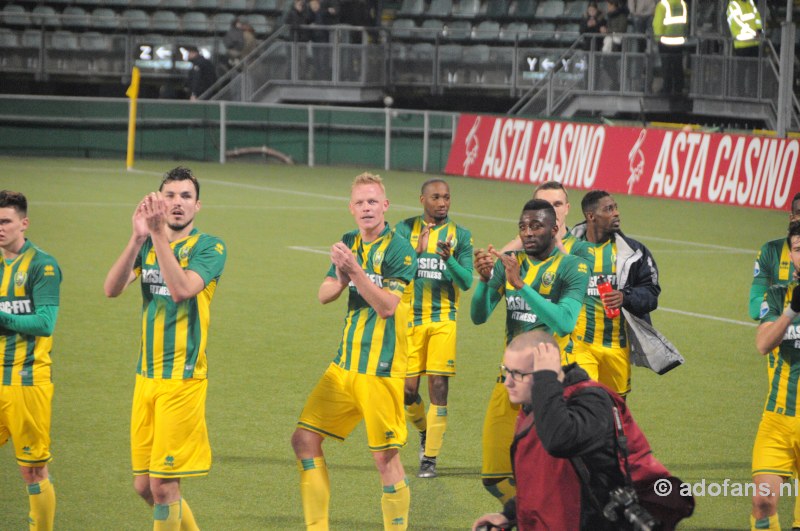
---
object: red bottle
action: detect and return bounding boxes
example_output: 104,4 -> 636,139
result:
596,275 -> 620,318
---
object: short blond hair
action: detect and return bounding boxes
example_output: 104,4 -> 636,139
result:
352,172 -> 385,194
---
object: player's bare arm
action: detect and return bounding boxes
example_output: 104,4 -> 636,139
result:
144,192 -> 205,303
331,241 -> 401,318
104,197 -> 150,297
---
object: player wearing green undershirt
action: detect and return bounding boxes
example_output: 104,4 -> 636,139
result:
751,221 -> 800,531
0,190 -> 61,531
471,198 -> 589,506
395,179 -> 473,479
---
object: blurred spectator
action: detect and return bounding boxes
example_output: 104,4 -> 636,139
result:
240,23 -> 259,58
286,0 -> 311,41
652,0 -> 687,96
628,0 -> 655,37
186,46 -> 217,100
223,17 -> 245,66
322,0 -> 341,25
603,0 -> 629,52
727,0 -> 762,57
579,2 -> 607,50
309,0 -> 331,77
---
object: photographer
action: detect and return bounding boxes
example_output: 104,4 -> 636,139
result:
471,331 -> 692,531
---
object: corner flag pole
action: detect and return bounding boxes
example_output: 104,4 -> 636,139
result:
125,67 -> 141,171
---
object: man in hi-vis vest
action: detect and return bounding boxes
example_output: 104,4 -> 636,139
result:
652,0 -> 687,96
727,0 -> 763,57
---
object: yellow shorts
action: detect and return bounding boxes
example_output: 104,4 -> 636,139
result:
481,379 -> 520,479
297,363 -> 407,451
406,321 -> 457,377
567,341 -> 631,396
752,410 -> 800,477
131,375 -> 211,478
0,383 -> 53,467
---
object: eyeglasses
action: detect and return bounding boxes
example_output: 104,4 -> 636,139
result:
500,364 -> 534,383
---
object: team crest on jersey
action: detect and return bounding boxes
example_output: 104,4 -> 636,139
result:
760,300 -> 769,319
44,264 -> 55,277
179,246 -> 190,260
14,271 -> 26,287
373,250 -> 384,267
541,271 -> 555,287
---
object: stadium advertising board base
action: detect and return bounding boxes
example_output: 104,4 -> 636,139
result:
444,114 -> 800,211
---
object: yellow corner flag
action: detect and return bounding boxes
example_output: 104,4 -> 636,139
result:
126,67 -> 140,171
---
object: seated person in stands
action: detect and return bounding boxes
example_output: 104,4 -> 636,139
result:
579,2 -> 607,50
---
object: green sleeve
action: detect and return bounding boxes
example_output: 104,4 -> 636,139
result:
394,220 -> 411,239
471,260 -> 505,324
188,235 -> 227,285
749,284 -> 768,320
518,286 -> 582,337
446,226 -> 474,291
384,236 -> 417,285
0,305 -> 59,337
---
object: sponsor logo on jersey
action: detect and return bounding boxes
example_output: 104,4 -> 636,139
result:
22,446 -> 31,455
783,324 -> 800,340
43,264 -> 56,277
506,295 -> 532,311
404,255 -> 413,266
753,261 -> 760,277
578,262 -> 589,274
384,430 -> 396,440
0,299 -> 32,314
14,271 -> 26,287
164,455 -> 175,467
512,311 -> 538,323
542,271 -> 555,287
215,243 -> 224,255
759,300 -> 769,319
141,268 -> 164,284
387,279 -> 401,292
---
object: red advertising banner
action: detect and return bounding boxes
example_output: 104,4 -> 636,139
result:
444,114 -> 800,211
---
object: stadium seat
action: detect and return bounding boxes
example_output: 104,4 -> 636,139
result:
46,0 -> 70,5
246,14 -> 271,36
420,19 -> 445,41
51,30 -> 79,50
555,22 -> 580,44
472,20 -> 500,40
212,13 -> 236,33
21,28 -> 45,48
105,0 -> 131,6
0,28 -> 19,48
536,0 -> 564,19
91,8 -> 121,31
151,10 -> 180,32
253,0 -> 282,11
444,20 -> 472,40
121,10 -> 150,32
162,0 -> 192,9
195,0 -> 222,9
500,22 -> 529,43
62,7 -> 91,30
452,0 -> 480,18
130,0 -> 161,8
80,0 -> 103,7
2,5 -> 30,27
509,0 -> 538,20
30,6 -> 60,29
182,12 -> 209,33
484,0 -> 509,19
530,21 -> 556,44
427,0 -> 453,18
410,41 -> 434,59
225,0 -> 248,11
391,18 -> 417,40
564,0 -> 588,19
398,0 -> 425,17
79,31 -> 110,51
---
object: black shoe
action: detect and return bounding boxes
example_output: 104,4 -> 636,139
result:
418,457 -> 437,478
419,430 -> 427,462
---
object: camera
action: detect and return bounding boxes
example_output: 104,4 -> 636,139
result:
603,486 -> 660,531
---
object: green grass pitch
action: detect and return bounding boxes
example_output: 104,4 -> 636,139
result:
0,155 -> 790,529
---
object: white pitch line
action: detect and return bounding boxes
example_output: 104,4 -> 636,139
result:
288,244 -> 756,328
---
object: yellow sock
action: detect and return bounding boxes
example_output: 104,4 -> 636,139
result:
27,477 -> 55,531
297,457 -> 330,530
424,405 -> 447,458
381,477 -> 410,530
751,513 -> 780,530
405,396 -> 426,433
485,477 -> 516,505
179,498 -> 199,531
153,501 -> 181,531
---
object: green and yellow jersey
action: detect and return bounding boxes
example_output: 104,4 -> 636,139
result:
571,239 -> 627,349
327,223 -> 417,378
394,216 -> 473,326
760,284 -> 800,416
750,237 -> 794,319
562,231 -> 581,254
133,229 -> 226,380
0,240 -> 61,386
481,248 -> 589,345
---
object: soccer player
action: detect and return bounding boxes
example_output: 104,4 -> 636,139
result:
471,198 -> 589,505
568,190 -> 660,397
0,190 -> 61,531
749,193 -> 800,528
500,181 -> 579,254
291,173 -> 417,530
104,167 -> 226,531
749,192 -> 800,320
394,179 -> 473,479
751,221 -> 800,531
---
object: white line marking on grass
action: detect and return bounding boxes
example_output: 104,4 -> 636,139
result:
288,244 -> 756,327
